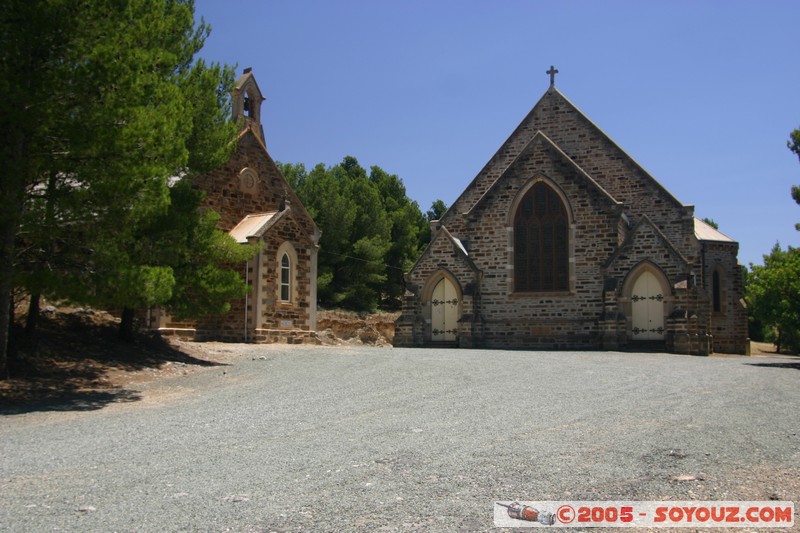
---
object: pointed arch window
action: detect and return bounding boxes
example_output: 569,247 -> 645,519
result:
243,87 -> 257,118
711,267 -> 727,314
280,253 -> 291,302
514,182 -> 569,292
276,242 -> 298,304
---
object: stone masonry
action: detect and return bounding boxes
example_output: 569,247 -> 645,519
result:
395,72 -> 749,355
153,69 -> 320,343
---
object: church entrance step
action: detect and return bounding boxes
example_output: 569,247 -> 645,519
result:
627,341 -> 668,353
425,341 -> 459,349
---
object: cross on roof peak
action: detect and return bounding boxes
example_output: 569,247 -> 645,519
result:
546,65 -> 559,87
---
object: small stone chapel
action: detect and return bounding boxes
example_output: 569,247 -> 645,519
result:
394,67 -> 749,355
153,68 -> 320,343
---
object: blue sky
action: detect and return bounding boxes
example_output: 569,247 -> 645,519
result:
195,0 -> 800,267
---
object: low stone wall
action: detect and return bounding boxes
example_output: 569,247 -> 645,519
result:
158,310 -> 399,347
316,311 -> 397,346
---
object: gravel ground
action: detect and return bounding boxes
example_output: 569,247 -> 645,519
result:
1,345 -> 798,532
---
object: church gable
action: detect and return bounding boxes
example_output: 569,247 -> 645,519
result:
465,131 -> 620,219
396,68 -> 749,355
604,215 -> 691,289
193,125 -> 318,242
460,133 -> 625,291
259,206 -> 317,249
409,224 -> 479,289
441,82 -> 693,258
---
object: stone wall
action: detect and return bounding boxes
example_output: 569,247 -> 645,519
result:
703,243 -> 749,354
396,86 -> 748,355
442,88 -> 697,264
158,128 -> 318,343
394,227 -> 480,348
462,139 -> 621,348
192,131 -> 317,239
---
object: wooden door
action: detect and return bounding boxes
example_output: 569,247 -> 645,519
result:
631,270 -> 665,340
431,278 -> 458,342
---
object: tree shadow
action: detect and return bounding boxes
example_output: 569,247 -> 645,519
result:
746,361 -> 800,371
0,388 -> 142,415
1,310 -> 228,414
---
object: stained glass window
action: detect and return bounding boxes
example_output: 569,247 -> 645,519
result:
514,182 -> 569,291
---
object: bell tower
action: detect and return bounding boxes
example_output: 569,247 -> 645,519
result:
232,67 -> 266,144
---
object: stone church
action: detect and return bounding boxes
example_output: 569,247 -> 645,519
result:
152,69 -> 320,343
394,68 -> 748,355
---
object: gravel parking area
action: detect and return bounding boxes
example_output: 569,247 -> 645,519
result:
1,345 -> 798,532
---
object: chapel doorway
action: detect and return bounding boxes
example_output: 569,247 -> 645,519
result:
430,277 -> 459,342
630,270 -> 665,340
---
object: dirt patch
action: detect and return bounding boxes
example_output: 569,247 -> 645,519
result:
749,340 -> 791,356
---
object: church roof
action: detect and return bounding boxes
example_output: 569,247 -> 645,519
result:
694,217 -> 736,243
228,211 -> 279,243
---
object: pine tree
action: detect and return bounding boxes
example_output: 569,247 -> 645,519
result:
789,127 -> 800,230
0,0 -> 240,375
369,166 -> 427,309
748,244 -> 800,353
284,157 -> 428,312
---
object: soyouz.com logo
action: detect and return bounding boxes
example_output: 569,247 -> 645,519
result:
493,501 -> 795,528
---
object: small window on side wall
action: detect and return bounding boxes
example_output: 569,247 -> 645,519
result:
280,253 -> 291,302
712,269 -> 722,313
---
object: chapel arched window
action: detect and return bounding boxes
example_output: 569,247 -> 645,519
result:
280,253 -> 291,302
514,182 -> 569,291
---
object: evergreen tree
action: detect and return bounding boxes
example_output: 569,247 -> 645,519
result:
87,181 -> 254,340
278,162 -> 307,191
290,161 -> 358,306
426,199 -> 448,221
369,166 -> 427,309
282,157 -> 427,312
747,244 -> 800,353
341,159 -> 391,311
0,0 -> 239,375
789,127 -> 800,230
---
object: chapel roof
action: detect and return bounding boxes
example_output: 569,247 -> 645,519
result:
228,211 -> 279,243
693,217 -> 737,243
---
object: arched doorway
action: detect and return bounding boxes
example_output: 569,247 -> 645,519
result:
430,277 -> 459,342
631,270 -> 665,340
